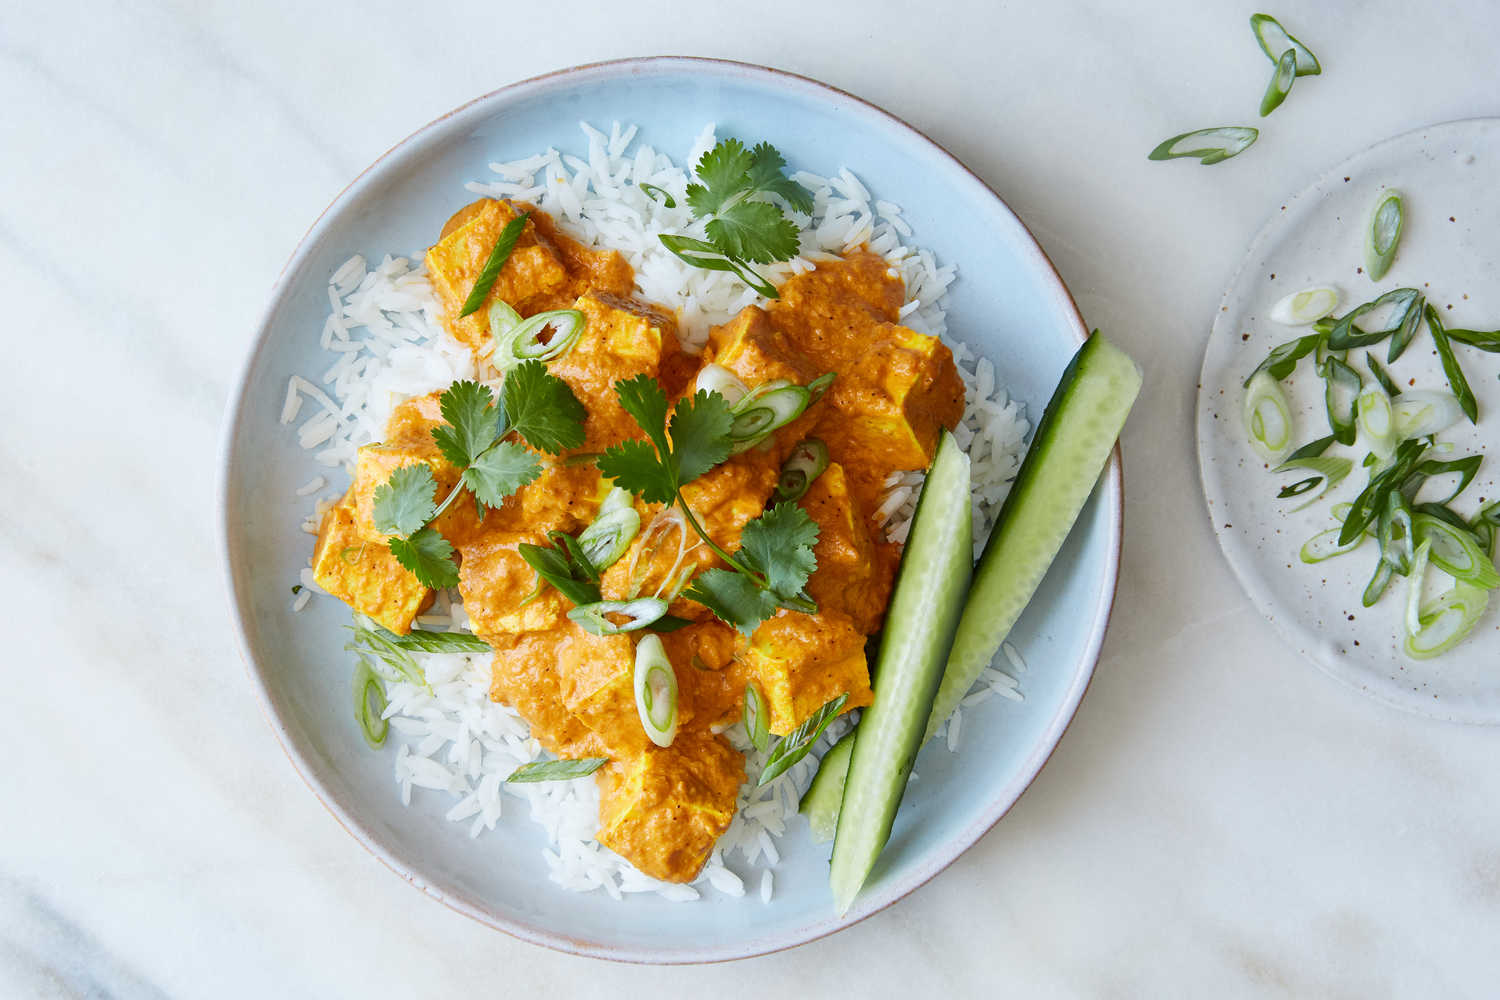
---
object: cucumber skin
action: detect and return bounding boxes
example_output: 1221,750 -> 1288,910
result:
924,332 -> 1140,741
829,430 -> 972,914
799,730 -> 854,843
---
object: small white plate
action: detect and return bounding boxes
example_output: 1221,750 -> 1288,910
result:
1197,118 -> 1500,724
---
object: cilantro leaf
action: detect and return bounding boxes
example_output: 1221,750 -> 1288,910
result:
597,439 -> 677,503
746,142 -> 813,214
739,501 -> 820,599
463,441 -> 542,510
389,527 -> 459,590
686,138 -> 754,215
684,568 -> 781,635
502,359 -> 587,454
431,380 -> 501,468
612,374 -> 672,455
371,464 -> 438,537
669,390 -> 734,483
707,200 -> 801,265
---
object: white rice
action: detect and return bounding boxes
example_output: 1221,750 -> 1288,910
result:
286,122 -> 1032,901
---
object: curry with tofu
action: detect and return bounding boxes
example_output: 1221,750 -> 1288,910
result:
312,197 -> 964,883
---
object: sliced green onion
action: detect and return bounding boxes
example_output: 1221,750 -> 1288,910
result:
758,693 -> 848,786
1425,304 -> 1478,424
1259,47 -> 1298,117
345,617 -> 427,688
568,597 -> 670,636
1148,126 -> 1259,165
1300,526 -> 1364,563
349,615 -> 491,655
459,211 -> 530,317
1444,326 -> 1500,353
599,485 -> 634,515
497,309 -> 585,367
728,381 -> 812,451
1404,581 -> 1489,659
547,528 -> 599,583
744,682 -> 771,753
1278,476 -> 1321,498
1366,352 -> 1401,397
1339,437 -> 1427,546
806,372 -> 836,401
1364,191 -> 1403,282
694,363 -> 750,407
506,757 -> 608,783
1413,515 -> 1500,589
1250,13 -> 1322,75
1269,286 -> 1339,326
1405,538 -> 1433,637
1327,288 -> 1421,352
487,299 -> 523,348
517,541 -> 601,608
352,661 -> 388,749
578,506 -> 641,572
1408,455 -> 1482,505
1377,491 -> 1415,574
1356,386 -> 1396,460
633,634 -> 679,748
1320,356 -> 1362,445
775,439 -> 830,502
1244,333 -> 1322,386
638,182 -> 676,208
1362,557 -> 1394,607
1286,434 -> 1335,461
1273,454 -> 1353,510
1243,371 -> 1294,461
1385,290 -> 1425,361
1391,390 -> 1464,440
659,234 -> 779,298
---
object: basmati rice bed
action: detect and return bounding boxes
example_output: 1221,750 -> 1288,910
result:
284,121 -> 1031,902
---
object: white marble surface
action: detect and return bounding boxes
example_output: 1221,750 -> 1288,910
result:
5,0 -> 1500,995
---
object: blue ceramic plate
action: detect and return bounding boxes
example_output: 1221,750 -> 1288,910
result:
220,57 -> 1122,962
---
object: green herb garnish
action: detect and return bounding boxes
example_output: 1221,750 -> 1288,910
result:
597,374 -> 822,634
372,364 -> 586,589
658,138 -> 812,298
1250,13 -> 1322,76
352,660 -> 388,749
1259,47 -> 1298,117
1365,191 -> 1404,282
638,182 -> 675,208
758,693 -> 848,786
1425,304 -> 1478,424
1148,127 -> 1259,165
1444,326 -> 1500,353
506,757 -> 609,783
458,211 -> 530,317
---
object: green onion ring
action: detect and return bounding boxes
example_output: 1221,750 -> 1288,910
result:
633,634 -> 679,747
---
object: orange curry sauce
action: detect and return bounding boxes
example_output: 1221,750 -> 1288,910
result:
312,200 -> 964,882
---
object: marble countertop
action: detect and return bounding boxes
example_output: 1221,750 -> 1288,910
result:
6,0 -> 1500,995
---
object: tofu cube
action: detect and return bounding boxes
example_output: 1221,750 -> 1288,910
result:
457,532 -> 570,637
595,732 -> 745,883
552,626 -> 662,757
425,199 -> 571,351
311,495 -> 433,634
549,290 -> 681,450
745,609 -> 872,735
488,631 -> 604,758
801,463 -> 894,635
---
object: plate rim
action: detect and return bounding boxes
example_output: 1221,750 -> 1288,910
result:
1195,116 -> 1500,726
218,55 -> 1126,962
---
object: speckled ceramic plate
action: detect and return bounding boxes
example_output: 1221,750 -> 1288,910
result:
1198,118 -> 1500,724
220,57 -> 1123,961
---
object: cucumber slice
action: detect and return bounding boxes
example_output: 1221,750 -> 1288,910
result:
799,731 -> 854,843
924,332 -> 1140,741
829,430 -> 972,915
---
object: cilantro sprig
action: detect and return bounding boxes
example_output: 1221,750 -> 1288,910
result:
372,361 -> 586,589
658,138 -> 812,299
597,374 -> 821,634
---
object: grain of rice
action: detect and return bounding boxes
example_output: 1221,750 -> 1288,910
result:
760,870 -> 773,903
